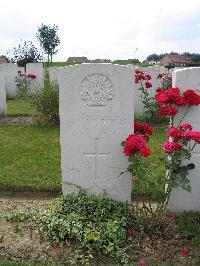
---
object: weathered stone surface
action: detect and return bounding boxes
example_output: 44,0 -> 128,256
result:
0,65 -> 7,115
26,63 -> 44,92
134,66 -> 169,115
48,67 -> 59,85
57,63 -> 134,202
168,67 -> 200,212
2,63 -> 18,98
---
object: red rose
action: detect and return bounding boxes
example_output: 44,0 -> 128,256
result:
181,247 -> 188,257
145,81 -> 152,89
170,215 -> 177,222
157,73 -> 163,79
123,134 -> 146,156
143,124 -> 153,135
139,146 -> 151,157
156,87 -> 164,93
123,134 -> 150,158
166,127 -> 182,139
173,96 -> 187,106
30,74 -> 36,79
134,121 -> 144,132
135,77 -> 140,84
183,89 -> 200,105
183,130 -> 200,143
17,70 -> 21,74
179,123 -> 192,131
167,87 -> 180,99
127,229 -> 135,235
155,92 -> 169,104
135,69 -> 143,75
163,141 -> 182,154
145,74 -> 152,81
157,106 -> 177,117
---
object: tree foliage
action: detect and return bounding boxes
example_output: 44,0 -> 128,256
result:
7,41 -> 43,67
37,24 -> 60,63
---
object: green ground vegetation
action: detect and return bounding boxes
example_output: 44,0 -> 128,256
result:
0,124 -> 61,191
7,99 -> 33,116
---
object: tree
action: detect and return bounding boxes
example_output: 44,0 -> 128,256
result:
146,53 -> 161,62
7,41 -> 43,67
37,24 -> 60,63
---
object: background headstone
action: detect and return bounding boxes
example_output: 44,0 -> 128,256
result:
168,67 -> 200,212
134,66 -> 169,116
48,67 -> 59,85
26,63 -> 44,93
0,65 -> 7,115
2,63 -> 18,98
57,63 -> 134,202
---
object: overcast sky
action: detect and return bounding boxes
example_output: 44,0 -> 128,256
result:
1,0 -> 200,61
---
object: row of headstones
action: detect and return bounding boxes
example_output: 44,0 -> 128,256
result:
0,63 -> 174,116
0,63 -> 44,115
55,64 -> 200,212
49,65 -> 175,116
0,62 -> 198,211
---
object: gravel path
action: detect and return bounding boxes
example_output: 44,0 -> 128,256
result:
0,197 -> 75,265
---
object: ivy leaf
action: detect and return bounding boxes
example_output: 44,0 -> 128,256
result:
179,178 -> 191,192
187,163 -> 195,170
128,156 -> 135,163
121,141 -> 125,147
182,148 -> 192,160
179,166 -> 188,179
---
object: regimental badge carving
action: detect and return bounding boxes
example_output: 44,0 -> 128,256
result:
80,74 -> 114,106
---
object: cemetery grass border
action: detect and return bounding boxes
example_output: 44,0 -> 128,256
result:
7,99 -> 33,117
0,124 -> 61,192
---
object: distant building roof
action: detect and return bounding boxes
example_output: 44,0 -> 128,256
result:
0,56 -> 9,64
67,57 -> 88,62
161,54 -> 191,66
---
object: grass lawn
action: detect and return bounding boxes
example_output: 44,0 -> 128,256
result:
0,121 -> 166,192
3,99 -> 167,192
0,124 -> 61,191
7,99 -> 33,116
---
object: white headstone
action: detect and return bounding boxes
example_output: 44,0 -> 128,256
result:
26,63 -> 44,92
134,66 -> 169,116
168,67 -> 200,212
57,63 -> 134,202
2,63 -> 18,98
48,67 -> 59,85
0,66 -> 7,115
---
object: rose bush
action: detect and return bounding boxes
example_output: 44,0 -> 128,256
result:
123,69 -> 200,229
15,71 -> 37,98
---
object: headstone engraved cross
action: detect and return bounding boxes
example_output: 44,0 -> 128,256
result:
83,138 -> 110,180
57,64 -> 134,202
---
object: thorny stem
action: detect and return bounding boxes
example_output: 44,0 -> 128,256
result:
178,106 -> 190,126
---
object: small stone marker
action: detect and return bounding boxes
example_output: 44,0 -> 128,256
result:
168,67 -> 200,211
57,64 -> 134,202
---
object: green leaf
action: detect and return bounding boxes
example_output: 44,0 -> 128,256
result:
187,163 -> 195,170
120,141 -> 125,147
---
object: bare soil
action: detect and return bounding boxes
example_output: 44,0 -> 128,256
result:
0,196 -> 200,265
0,198 -> 76,265
0,116 -> 38,125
